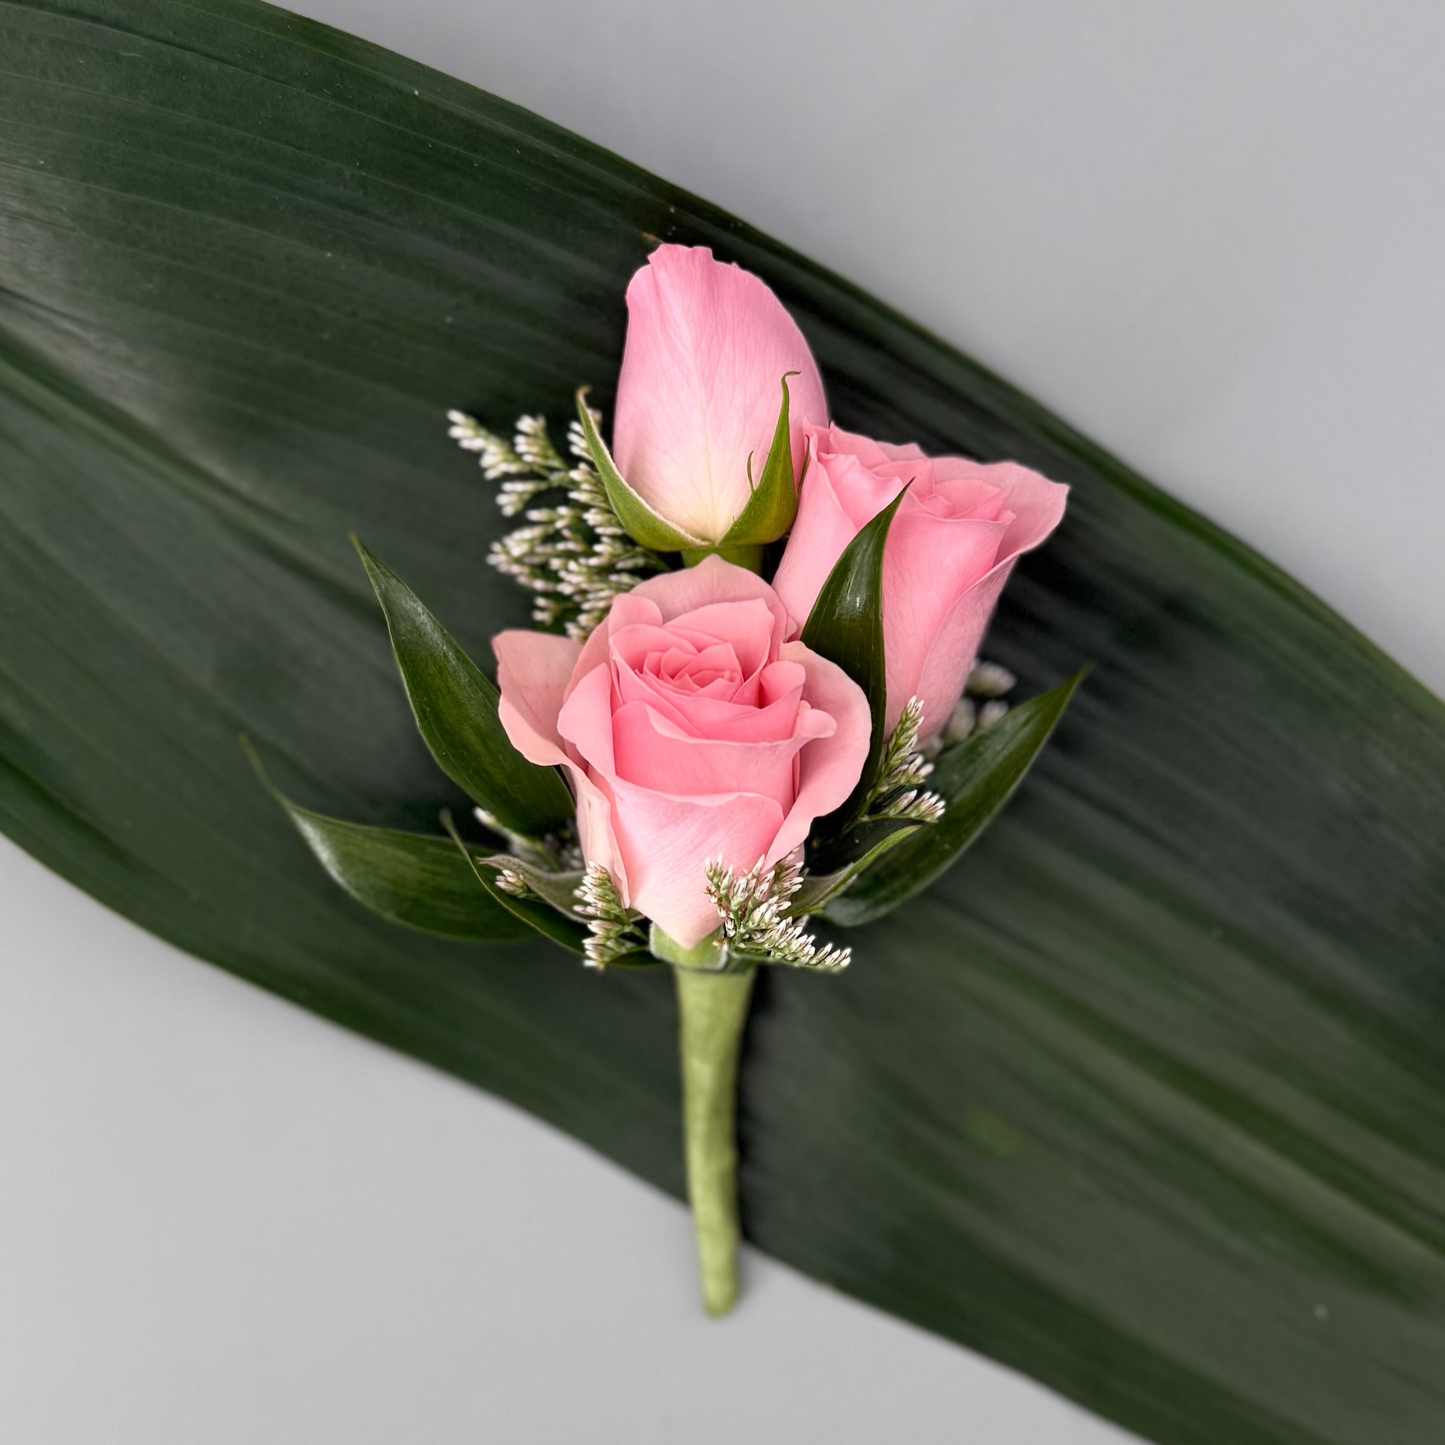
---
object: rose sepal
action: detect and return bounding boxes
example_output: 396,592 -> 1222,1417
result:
650,922 -> 728,970
793,817 -> 924,913
713,373 -> 805,551
678,542 -> 766,572
574,387 -> 707,553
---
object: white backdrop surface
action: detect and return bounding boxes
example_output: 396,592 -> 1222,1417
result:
4,2 -> 1443,1441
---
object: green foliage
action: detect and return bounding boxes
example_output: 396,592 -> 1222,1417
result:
3,6 -> 1445,1443
717,373 -> 802,549
428,810 -> 585,954
353,539 -> 574,838
829,673 -> 1085,925
247,741 -> 534,942
574,388 -> 705,551
800,492 -> 907,846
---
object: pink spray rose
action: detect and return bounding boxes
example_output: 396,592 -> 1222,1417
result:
612,245 -> 828,543
772,425 -> 1069,740
493,557 -> 871,948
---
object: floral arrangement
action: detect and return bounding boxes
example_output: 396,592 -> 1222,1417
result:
9,9 -> 1442,1437
254,245 -> 1079,1314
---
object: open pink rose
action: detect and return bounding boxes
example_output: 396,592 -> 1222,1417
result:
773,425 -> 1069,739
612,245 -> 828,543
493,558 -> 870,948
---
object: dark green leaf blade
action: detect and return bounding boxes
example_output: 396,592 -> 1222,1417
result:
438,809 -> 590,955
354,539 -> 573,838
2,7 -> 1445,1444
791,819 -> 922,914
799,490 -> 907,831
484,887 -> 590,954
827,672 -> 1085,926
246,741 -> 534,943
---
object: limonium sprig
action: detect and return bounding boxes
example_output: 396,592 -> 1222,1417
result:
491,865 -> 533,898
447,406 -> 666,638
574,861 -> 648,970
704,857 -> 851,972
269,243 -> 1076,1319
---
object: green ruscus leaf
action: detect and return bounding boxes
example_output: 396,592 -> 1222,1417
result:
826,671 -> 1086,926
799,489 -> 907,842
354,539 -> 574,838
437,811 -> 590,954
790,818 -> 922,914
243,739 -> 533,943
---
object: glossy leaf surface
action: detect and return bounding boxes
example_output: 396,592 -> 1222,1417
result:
249,742 -> 534,942
355,539 -> 574,837
474,857 -> 589,919
435,813 -> 591,954
2,6 -> 1444,1444
792,819 -> 922,915
800,491 -> 906,840
829,673 -> 1085,926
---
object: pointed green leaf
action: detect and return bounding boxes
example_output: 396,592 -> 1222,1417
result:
718,373 -> 801,548
574,388 -> 706,551
828,672 -> 1085,926
244,741 -> 534,942
799,490 -> 907,840
438,812 -> 590,954
473,856 -> 588,918
464,845 -> 659,966
791,818 -> 922,914
354,539 -> 573,838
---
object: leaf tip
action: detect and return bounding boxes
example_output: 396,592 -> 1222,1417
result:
238,735 -> 292,819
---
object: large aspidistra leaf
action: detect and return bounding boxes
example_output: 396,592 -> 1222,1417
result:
3,6 -> 1444,1444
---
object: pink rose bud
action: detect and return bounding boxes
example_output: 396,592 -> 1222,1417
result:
612,245 -> 828,544
773,425 -> 1069,740
493,558 -> 870,948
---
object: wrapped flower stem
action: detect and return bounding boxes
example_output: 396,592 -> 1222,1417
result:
265,243 -> 1073,1321
674,964 -> 757,1316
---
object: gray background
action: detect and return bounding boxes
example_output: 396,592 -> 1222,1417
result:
2,2 -> 1442,1441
